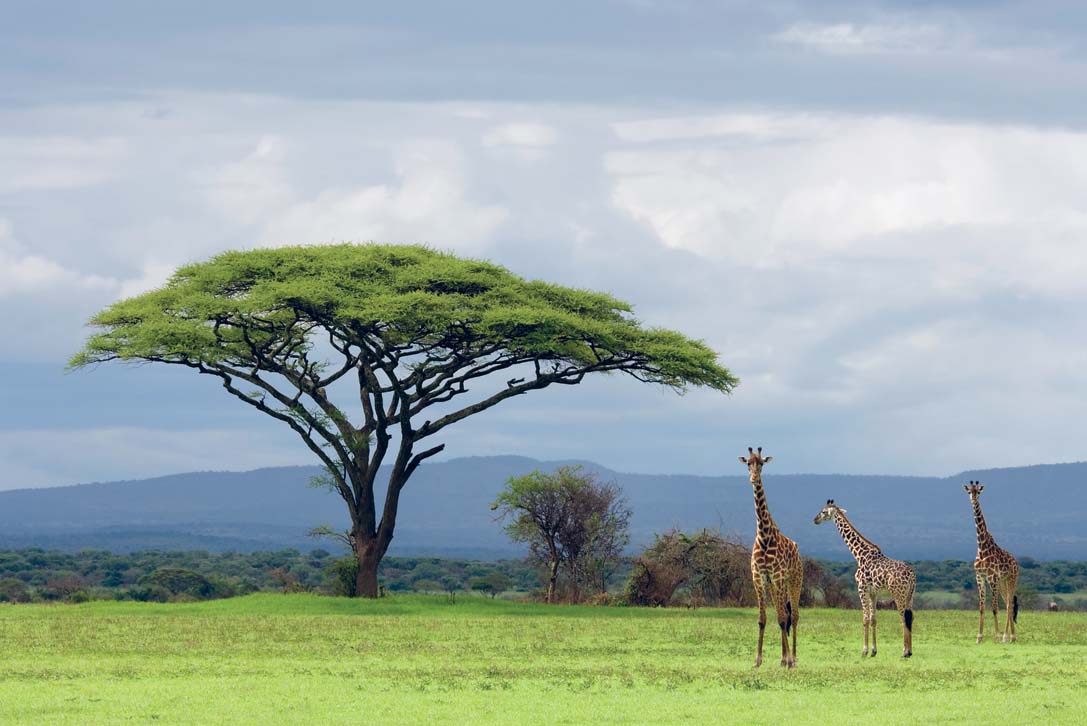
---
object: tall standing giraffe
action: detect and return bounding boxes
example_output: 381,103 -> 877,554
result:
813,500 -> 915,657
964,481 -> 1019,643
739,446 -> 802,668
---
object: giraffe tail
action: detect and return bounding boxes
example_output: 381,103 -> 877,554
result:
1013,595 -> 1019,623
785,601 -> 793,636
904,609 -> 913,631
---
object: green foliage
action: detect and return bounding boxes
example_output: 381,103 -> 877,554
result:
141,567 -> 234,600
470,571 -> 513,598
70,244 -> 736,394
326,557 -> 358,598
0,578 -> 30,603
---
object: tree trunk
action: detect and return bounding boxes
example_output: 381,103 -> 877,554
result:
354,542 -> 383,599
547,558 -> 560,604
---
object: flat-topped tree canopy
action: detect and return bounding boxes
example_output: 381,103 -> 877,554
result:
71,243 -> 737,597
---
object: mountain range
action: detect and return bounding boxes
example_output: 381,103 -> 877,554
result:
0,456 -> 1083,560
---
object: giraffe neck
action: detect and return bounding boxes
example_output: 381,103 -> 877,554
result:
751,474 -> 779,540
832,510 -> 881,562
971,497 -> 994,549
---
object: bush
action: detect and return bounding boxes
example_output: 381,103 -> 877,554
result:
67,590 -> 91,604
325,557 -> 358,597
129,584 -> 172,602
40,575 -> 86,601
140,567 -> 234,600
625,529 -> 748,607
0,578 -> 31,603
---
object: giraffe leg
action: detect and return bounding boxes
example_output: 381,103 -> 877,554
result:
903,586 -> 915,657
1002,586 -> 1015,643
975,572 -> 986,644
991,580 -> 1001,643
897,604 -> 911,658
860,587 -> 872,657
1008,578 -> 1018,643
752,570 -> 766,668
869,597 -> 878,657
788,578 -> 801,668
770,582 -> 790,667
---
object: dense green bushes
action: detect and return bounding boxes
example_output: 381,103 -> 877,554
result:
1,548 -> 1085,608
0,549 -> 538,603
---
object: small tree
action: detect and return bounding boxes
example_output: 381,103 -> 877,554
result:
470,571 -> 514,598
491,466 -> 630,603
484,571 -> 514,597
71,244 -> 736,598
469,577 -> 496,598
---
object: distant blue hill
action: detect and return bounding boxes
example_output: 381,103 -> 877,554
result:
0,456 -> 1083,560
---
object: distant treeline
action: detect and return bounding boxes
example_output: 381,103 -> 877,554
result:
1,549 -> 1085,609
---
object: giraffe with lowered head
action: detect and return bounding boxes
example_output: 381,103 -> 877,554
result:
964,480 -> 1019,643
739,447 -> 802,668
813,500 -> 915,657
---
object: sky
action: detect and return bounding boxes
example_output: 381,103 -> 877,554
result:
2,0 -> 1087,488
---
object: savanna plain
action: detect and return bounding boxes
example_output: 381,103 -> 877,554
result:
1,594 -> 1083,725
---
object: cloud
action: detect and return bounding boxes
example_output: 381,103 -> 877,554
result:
481,122 -> 559,161
0,220 -> 116,297
606,112 -> 1087,292
0,136 -> 126,193
3,93 -> 1087,479
772,22 -> 957,55
207,136 -> 508,251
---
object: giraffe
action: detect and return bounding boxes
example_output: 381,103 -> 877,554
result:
813,500 -> 915,657
739,446 -> 803,668
964,481 -> 1019,643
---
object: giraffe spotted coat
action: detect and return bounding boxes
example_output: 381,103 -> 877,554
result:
964,481 -> 1019,643
814,500 -> 915,657
739,447 -> 803,669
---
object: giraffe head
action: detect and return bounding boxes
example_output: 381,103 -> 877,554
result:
738,446 -> 773,483
813,499 -> 845,524
963,480 -> 985,500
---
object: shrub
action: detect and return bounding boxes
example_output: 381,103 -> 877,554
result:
625,529 -> 748,607
67,590 -> 91,604
141,567 -> 234,600
325,557 -> 358,597
0,578 -> 31,603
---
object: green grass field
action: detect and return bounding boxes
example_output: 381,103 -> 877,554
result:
1,594 -> 1084,725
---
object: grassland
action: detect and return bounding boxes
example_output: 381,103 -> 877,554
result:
1,594 -> 1084,725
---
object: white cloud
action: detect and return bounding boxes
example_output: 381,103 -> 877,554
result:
0,136 -> 127,193
606,112 -> 1087,292
207,136 -> 508,251
772,22 -> 956,55
482,122 -> 558,148
481,122 -> 559,161
205,134 -> 293,226
0,220 -> 116,297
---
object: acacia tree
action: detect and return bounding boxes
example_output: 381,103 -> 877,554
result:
72,244 -> 736,597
